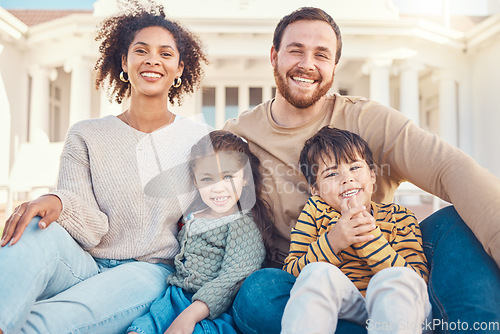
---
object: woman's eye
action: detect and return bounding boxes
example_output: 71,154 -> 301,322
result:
161,52 -> 172,57
135,49 -> 146,54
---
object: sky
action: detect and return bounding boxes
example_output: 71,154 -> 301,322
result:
0,0 -> 498,16
0,0 -> 95,10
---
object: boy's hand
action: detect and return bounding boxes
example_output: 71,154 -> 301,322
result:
326,197 -> 376,254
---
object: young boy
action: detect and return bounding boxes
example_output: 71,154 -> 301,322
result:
282,126 -> 431,333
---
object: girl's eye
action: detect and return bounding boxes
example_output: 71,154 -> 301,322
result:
161,52 -> 172,57
223,175 -> 234,180
201,177 -> 212,183
135,49 -> 146,54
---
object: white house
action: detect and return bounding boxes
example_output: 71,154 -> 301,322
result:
1,0 -> 500,214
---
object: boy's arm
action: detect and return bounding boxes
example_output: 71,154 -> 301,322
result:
353,206 -> 428,282
283,197 -> 344,277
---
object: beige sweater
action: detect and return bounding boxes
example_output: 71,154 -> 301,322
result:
224,94 -> 500,267
52,115 -> 211,263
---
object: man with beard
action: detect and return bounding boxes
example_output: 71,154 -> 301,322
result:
224,6 -> 500,334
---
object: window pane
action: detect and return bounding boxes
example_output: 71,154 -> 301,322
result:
225,87 -> 239,121
202,87 -> 216,127
249,87 -> 262,108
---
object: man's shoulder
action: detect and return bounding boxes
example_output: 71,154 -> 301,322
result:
225,100 -> 270,129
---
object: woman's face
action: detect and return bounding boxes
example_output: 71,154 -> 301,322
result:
122,26 -> 184,100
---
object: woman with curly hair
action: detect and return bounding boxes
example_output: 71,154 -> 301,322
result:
0,1 -> 210,333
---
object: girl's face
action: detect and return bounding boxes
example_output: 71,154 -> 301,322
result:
193,152 -> 247,219
121,26 -> 184,100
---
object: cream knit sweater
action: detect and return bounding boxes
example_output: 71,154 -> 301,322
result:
51,115 -> 211,264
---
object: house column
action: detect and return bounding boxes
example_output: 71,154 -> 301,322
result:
262,84 -> 273,102
215,84 -> 226,129
363,58 -> 393,106
65,56 -> 92,126
399,61 -> 423,126
238,84 -> 249,114
0,44 -> 11,186
99,92 -> 122,117
438,72 -> 458,146
29,65 -> 56,143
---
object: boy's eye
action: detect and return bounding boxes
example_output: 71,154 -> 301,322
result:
351,165 -> 361,171
325,172 -> 338,178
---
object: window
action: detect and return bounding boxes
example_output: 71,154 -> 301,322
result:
202,87 -> 216,127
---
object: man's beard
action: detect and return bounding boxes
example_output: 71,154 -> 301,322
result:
274,65 -> 333,109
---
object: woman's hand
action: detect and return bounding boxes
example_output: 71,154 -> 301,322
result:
1,195 -> 62,247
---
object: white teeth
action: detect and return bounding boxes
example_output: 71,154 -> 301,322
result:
213,196 -> 229,202
292,76 -> 314,84
141,72 -> 161,78
342,189 -> 360,198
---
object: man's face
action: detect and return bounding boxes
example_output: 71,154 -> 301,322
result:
271,20 -> 337,109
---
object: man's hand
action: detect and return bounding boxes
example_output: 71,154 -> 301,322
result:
326,196 -> 375,254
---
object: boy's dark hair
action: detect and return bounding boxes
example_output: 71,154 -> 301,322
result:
299,126 -> 374,187
94,0 -> 208,105
273,7 -> 342,65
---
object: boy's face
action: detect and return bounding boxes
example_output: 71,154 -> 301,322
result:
312,154 -> 376,212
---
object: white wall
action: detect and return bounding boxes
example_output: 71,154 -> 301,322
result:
471,37 -> 500,178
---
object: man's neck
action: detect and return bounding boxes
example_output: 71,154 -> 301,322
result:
270,95 -> 327,128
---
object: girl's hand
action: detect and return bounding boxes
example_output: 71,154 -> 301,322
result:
326,197 -> 375,254
1,195 -> 62,247
165,300 -> 210,334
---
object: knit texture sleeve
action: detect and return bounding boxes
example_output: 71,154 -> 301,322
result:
49,124 -> 109,250
283,196 -> 343,277
352,204 -> 429,282
192,215 -> 265,319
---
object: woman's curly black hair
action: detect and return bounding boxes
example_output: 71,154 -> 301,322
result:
94,0 -> 208,105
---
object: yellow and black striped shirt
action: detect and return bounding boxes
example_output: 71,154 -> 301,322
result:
283,195 -> 429,296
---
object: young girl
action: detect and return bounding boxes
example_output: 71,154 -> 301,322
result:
128,130 -> 275,334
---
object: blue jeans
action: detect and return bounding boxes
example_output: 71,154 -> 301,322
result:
129,285 -> 238,334
232,206 -> 500,334
0,217 -> 175,333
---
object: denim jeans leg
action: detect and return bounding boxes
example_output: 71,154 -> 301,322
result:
420,206 -> 500,334
0,217 -> 99,333
22,261 -> 175,333
232,268 -> 367,334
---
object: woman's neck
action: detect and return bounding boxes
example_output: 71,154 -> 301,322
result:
125,98 -> 174,133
